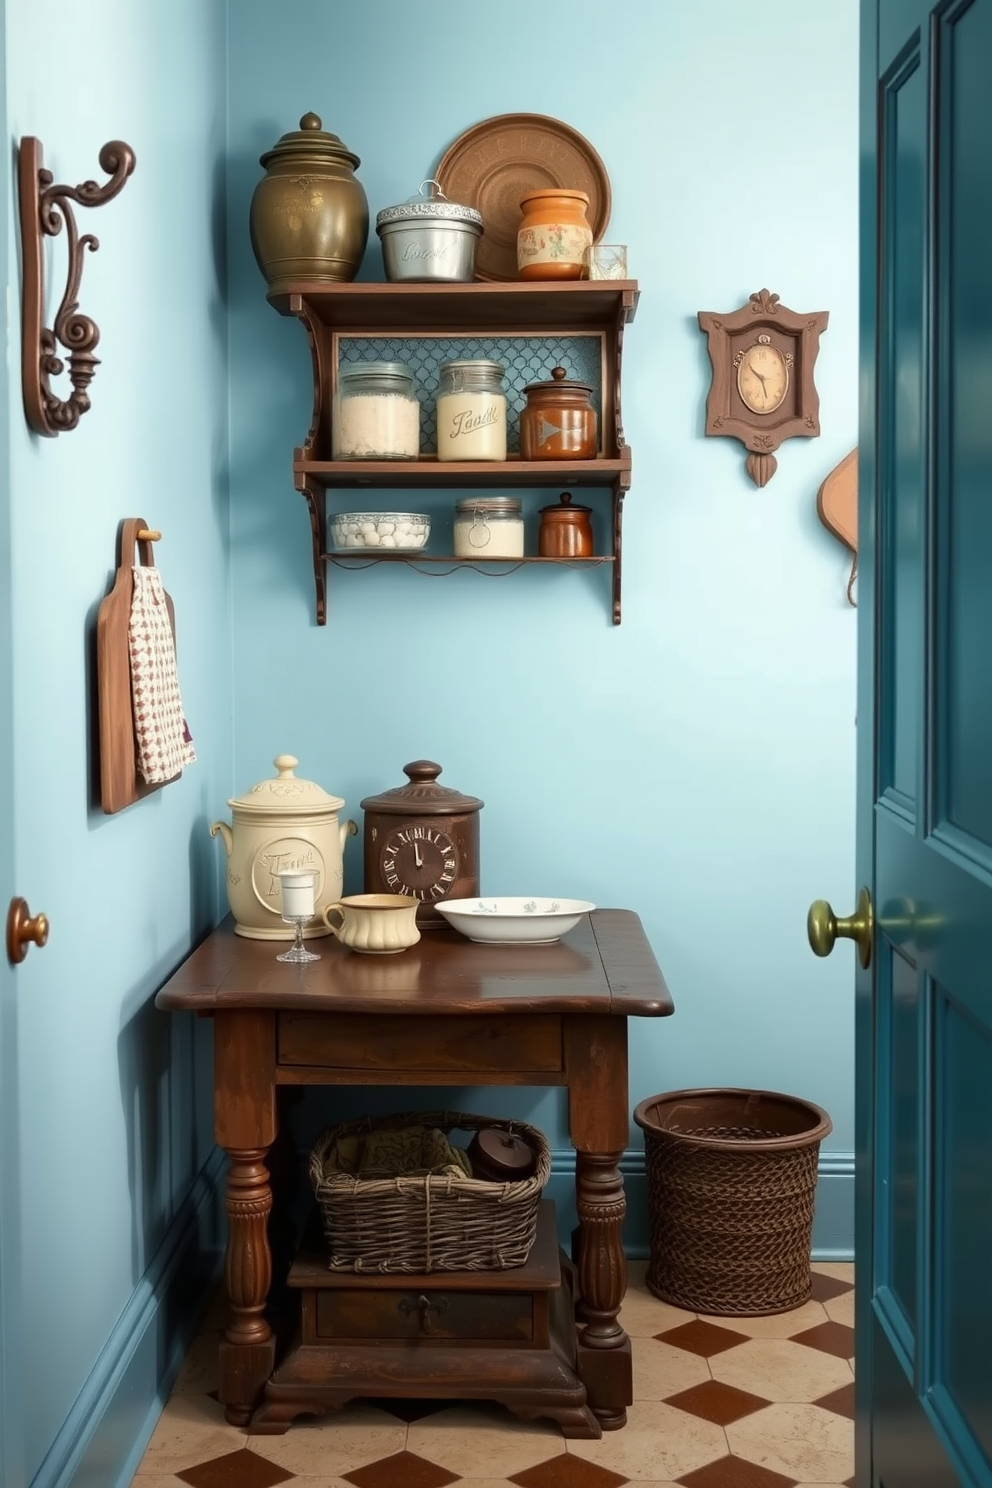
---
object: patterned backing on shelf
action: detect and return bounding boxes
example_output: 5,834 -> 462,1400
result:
338,335 -> 603,454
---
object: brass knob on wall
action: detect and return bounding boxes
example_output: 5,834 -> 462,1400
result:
807,886 -> 873,969
6,896 -> 49,965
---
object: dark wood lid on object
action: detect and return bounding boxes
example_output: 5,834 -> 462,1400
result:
523,366 -> 593,398
360,760 -> 484,817
467,1127 -> 538,1181
540,492 -> 592,518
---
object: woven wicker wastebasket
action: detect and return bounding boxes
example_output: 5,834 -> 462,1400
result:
633,1087 -> 832,1316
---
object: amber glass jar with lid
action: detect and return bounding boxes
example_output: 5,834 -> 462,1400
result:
517,188 -> 593,280
331,361 -> 421,460
520,366 -> 598,460
538,494 -> 594,557
453,497 -> 524,559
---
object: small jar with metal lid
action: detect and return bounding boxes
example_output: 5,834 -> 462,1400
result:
520,366 -> 598,460
538,493 -> 594,557
331,361 -> 421,460
436,359 -> 507,462
453,497 -> 524,559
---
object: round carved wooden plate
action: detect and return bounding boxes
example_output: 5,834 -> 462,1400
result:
435,113 -> 612,282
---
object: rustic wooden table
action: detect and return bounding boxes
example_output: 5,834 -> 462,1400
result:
155,910 -> 672,1437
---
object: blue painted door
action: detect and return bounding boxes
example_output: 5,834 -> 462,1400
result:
859,1 -> 992,1485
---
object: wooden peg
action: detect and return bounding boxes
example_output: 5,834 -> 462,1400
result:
136,529 -> 161,542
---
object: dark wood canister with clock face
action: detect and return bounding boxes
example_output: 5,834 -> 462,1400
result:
360,761 -> 483,930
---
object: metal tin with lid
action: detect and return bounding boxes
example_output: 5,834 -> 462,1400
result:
453,496 -> 524,558
376,180 -> 483,283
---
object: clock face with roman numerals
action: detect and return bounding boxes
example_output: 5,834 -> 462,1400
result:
379,823 -> 460,903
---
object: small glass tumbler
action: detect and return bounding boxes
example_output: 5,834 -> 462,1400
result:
276,869 -> 320,963
582,244 -> 628,281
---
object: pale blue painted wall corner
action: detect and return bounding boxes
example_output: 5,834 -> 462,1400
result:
1,2 -> 859,1486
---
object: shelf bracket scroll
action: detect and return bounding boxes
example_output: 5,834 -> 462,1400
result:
298,474 -> 328,625
18,136 -> 136,437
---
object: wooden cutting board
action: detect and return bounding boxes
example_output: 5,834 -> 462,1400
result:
816,448 -> 858,604
96,517 -> 180,814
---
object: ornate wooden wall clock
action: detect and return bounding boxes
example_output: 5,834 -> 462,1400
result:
360,761 -> 483,930
697,289 -> 829,486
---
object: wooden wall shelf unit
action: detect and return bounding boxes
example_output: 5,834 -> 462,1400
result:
269,280 -> 639,625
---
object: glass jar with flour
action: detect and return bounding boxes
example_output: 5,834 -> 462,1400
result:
332,362 -> 421,460
435,358 -> 507,462
453,497 -> 524,559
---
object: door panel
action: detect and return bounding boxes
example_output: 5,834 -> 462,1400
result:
884,948 -> 918,1340
936,995 -> 992,1469
878,45 -> 925,815
863,2 -> 992,1486
934,0 -> 992,854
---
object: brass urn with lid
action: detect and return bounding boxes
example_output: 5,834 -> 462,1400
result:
249,111 -> 369,294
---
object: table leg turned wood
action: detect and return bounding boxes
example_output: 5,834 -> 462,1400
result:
213,1010 -> 278,1427
565,1015 -> 633,1430
219,1147 -> 276,1426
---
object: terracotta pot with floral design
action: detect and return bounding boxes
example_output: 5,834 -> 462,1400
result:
516,188 -> 592,280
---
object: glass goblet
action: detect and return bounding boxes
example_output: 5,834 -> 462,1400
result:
276,911 -> 320,963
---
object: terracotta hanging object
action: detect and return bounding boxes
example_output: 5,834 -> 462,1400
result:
816,447 -> 858,605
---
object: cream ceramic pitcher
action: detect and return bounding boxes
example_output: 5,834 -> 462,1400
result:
211,754 -> 357,939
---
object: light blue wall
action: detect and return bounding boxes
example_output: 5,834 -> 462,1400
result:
2,2 -> 230,1484
226,0 -> 859,1245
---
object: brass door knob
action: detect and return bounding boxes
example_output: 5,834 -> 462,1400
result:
807,886 -> 873,969
6,896 -> 50,965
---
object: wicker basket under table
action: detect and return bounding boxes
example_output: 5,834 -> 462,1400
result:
309,1110 -> 551,1274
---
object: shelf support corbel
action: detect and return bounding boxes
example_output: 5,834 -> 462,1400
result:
18,135 -> 136,437
298,473 -> 328,625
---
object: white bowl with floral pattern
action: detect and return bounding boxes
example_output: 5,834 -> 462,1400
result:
435,896 -> 596,945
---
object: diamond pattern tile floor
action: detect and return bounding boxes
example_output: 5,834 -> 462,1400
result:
344,1449 -> 462,1488
128,1258 -> 855,1487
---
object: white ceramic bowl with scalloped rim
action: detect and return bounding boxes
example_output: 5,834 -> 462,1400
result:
435,896 -> 596,945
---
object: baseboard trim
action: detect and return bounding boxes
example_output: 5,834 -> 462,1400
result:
32,1146 -> 226,1488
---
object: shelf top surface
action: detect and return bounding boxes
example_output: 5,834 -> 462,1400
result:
295,456 -> 631,490
270,279 -> 639,331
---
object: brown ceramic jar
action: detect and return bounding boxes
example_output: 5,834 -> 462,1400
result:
520,367 -> 598,460
538,493 -> 594,558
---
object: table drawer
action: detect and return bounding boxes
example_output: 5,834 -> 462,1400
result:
278,1012 -> 562,1074
313,1286 -> 534,1342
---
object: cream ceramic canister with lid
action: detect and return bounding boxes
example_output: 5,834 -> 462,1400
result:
210,754 -> 358,940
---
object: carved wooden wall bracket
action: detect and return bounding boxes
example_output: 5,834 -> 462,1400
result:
18,136 -> 136,437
